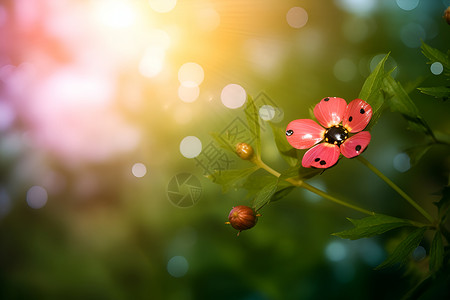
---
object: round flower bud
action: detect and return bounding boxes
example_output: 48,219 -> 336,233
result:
235,143 -> 254,160
445,7 -> 450,25
226,205 -> 259,235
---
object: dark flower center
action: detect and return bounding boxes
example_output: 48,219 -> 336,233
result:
324,125 -> 348,145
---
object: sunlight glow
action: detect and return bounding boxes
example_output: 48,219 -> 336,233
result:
174,106 -> 193,125
196,7 -> 220,32
93,0 -> 136,28
178,62 -> 204,87
178,85 -> 200,103
139,46 -> 166,78
149,0 -> 177,13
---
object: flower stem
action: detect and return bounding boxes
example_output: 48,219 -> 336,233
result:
253,157 -> 375,216
357,156 -> 435,223
300,181 -> 375,216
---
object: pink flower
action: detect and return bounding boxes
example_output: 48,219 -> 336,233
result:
286,97 -> 372,168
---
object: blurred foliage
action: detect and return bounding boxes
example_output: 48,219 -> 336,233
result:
1,0 -> 450,300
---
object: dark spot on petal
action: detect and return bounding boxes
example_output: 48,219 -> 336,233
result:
320,160 -> 326,165
355,145 -> 361,151
286,130 -> 293,136
360,108 -> 365,114
349,116 -> 353,122
324,97 -> 330,102
315,158 -> 320,162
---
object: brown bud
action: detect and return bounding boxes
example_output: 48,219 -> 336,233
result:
235,143 -> 254,160
226,205 -> 259,235
445,7 -> 450,25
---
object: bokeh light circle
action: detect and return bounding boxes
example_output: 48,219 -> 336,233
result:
132,163 -> 147,178
396,0 -> 420,11
197,7 -> 220,32
178,62 -> 204,87
286,7 -> 308,29
430,62 -> 443,75
26,186 -> 48,209
259,105 -> 276,121
0,101 -> 15,130
400,23 -> 426,48
334,0 -> 377,15
325,241 -> 348,262
334,58 -> 357,82
178,85 -> 200,103
221,84 -> 247,109
167,256 -> 189,277
180,136 -> 202,159
412,246 -> 426,261
393,153 -> 410,172
149,0 -> 177,13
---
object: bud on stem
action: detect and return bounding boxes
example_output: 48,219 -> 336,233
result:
226,205 -> 260,236
235,143 -> 254,160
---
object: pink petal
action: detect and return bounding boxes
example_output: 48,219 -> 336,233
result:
342,99 -> 372,133
340,131 -> 371,158
313,97 -> 347,128
286,119 -> 325,149
302,143 -> 340,168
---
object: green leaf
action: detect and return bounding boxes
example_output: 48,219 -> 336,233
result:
269,123 -> 299,167
332,214 -> 414,240
245,95 -> 261,156
210,132 -> 235,153
421,42 -> 450,70
417,86 -> 450,100
277,165 -> 322,182
433,186 -> 450,223
404,144 -> 432,166
243,173 -> 291,198
271,186 -> 296,202
207,166 -> 259,192
429,231 -> 444,272
358,54 -> 390,131
375,227 -> 427,270
383,75 -> 435,138
252,178 -> 279,211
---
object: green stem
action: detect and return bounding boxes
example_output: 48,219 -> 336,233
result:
357,156 -> 435,223
300,181 -> 375,216
253,157 -> 375,216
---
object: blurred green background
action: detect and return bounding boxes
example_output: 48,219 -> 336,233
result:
1,0 -> 450,299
